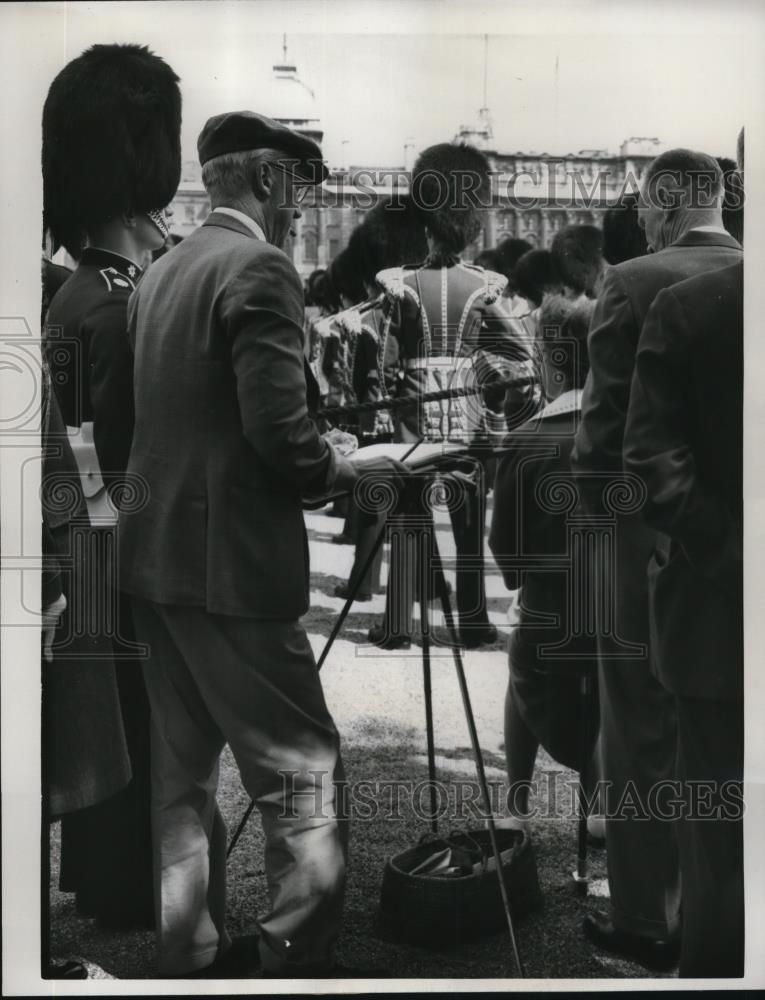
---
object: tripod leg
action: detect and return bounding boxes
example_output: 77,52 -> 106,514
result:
419,529 -> 438,833
226,799 -> 256,859
431,530 -> 526,979
317,517 -> 388,671
573,673 -> 591,895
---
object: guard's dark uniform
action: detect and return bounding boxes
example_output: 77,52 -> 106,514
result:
44,246 -> 153,931
45,247 -> 139,490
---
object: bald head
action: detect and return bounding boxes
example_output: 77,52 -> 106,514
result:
638,147 -> 725,252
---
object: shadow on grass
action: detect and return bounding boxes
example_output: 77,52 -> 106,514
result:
50,721 -> 667,982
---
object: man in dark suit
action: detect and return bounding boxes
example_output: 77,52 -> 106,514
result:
624,260 -> 744,977
571,148 -> 742,969
119,111 -> 404,978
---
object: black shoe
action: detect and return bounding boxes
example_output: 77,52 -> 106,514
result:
334,583 -> 371,602
45,958 -> 88,979
460,623 -> 499,648
583,911 -> 680,971
368,625 -> 411,650
161,934 -> 261,979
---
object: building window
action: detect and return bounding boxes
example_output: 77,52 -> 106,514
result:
303,229 -> 318,264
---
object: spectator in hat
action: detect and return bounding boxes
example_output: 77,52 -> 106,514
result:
118,109 -> 406,978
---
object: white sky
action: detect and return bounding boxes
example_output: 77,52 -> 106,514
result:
36,0 -> 763,170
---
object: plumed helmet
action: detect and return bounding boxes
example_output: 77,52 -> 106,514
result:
42,43 -> 182,257
410,142 -> 491,255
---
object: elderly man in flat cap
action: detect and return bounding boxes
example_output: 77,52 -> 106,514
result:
119,111 -> 404,978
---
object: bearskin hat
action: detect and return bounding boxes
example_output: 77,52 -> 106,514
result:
327,247 -> 365,306
549,224 -> 604,296
495,237 -> 533,279
473,248 -> 500,271
349,196 -> 428,286
512,249 -> 563,308
410,142 -> 491,255
42,44 -> 182,257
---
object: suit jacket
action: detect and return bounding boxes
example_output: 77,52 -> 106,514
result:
44,247 -> 140,489
623,262 -> 743,701
119,212 -> 355,619
571,229 -> 743,491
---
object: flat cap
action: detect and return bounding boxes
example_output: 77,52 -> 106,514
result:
197,110 -> 328,184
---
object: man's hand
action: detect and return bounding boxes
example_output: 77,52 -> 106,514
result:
41,593 -> 67,663
323,427 -> 358,457
351,455 -> 411,494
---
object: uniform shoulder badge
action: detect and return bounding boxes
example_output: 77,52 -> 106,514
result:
99,267 -> 136,293
376,267 -> 420,307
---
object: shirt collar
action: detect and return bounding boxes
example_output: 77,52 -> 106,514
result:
214,207 -> 267,242
688,225 -> 730,235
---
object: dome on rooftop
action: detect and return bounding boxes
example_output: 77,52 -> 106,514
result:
263,41 -> 323,145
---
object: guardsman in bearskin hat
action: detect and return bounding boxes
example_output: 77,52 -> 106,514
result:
369,142 -> 539,649
43,43 -> 181,489
42,42 -> 182,932
315,197 -> 429,599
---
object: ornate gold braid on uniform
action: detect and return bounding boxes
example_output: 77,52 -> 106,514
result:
375,266 -> 421,306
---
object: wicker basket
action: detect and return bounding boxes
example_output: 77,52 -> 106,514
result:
377,827 -> 542,949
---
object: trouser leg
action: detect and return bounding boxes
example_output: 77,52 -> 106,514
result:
449,483 -> 489,629
349,511 -> 384,595
131,598 -> 228,976
139,604 -> 347,974
383,512 -> 418,638
676,696 -> 744,977
597,513 -> 680,939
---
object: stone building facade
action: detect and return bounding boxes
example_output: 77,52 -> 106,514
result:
169,45 -> 662,277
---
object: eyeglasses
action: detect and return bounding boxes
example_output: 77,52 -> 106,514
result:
270,162 -> 311,205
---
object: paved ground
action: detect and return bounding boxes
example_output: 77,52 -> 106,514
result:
49,499 -> 676,983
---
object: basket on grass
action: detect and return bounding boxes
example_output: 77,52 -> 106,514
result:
377,827 -> 542,949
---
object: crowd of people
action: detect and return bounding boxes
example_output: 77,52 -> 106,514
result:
38,39 -> 744,982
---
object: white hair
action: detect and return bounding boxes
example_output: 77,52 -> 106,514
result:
201,147 -> 284,203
